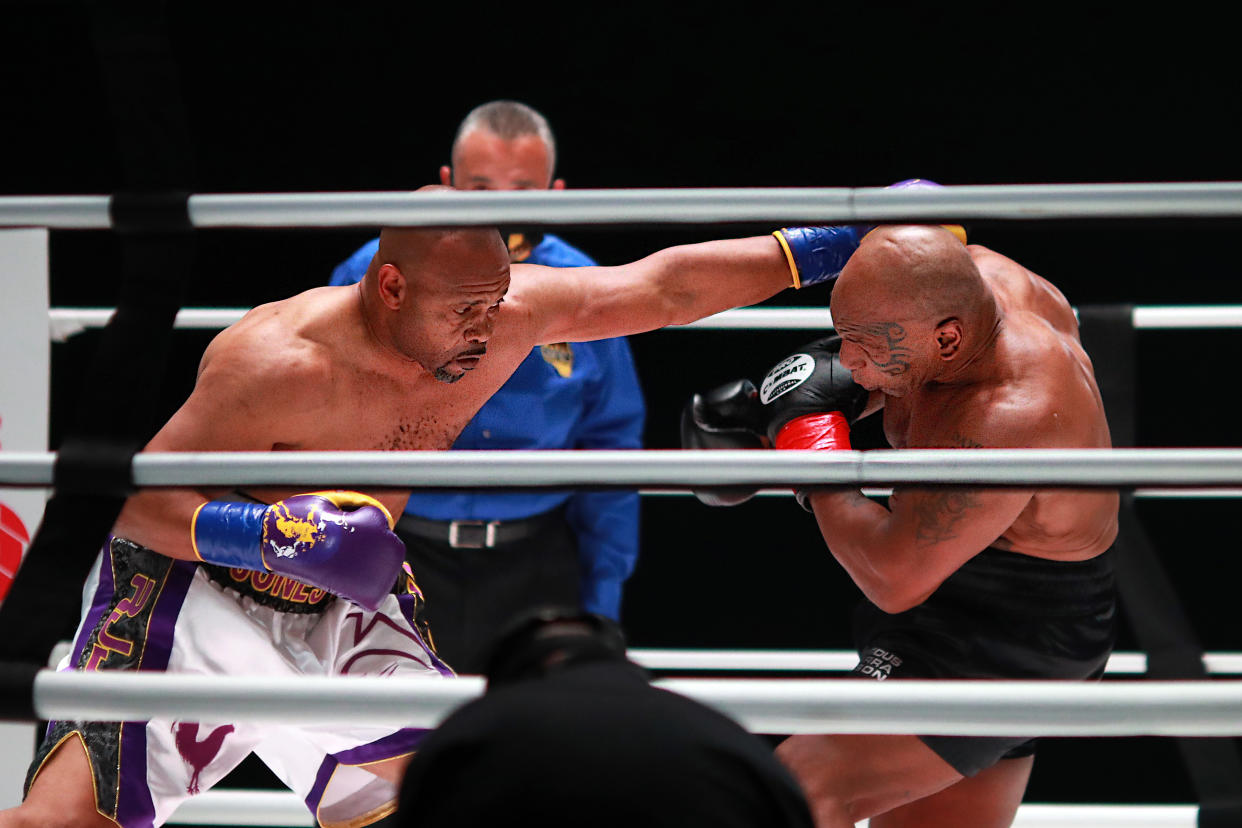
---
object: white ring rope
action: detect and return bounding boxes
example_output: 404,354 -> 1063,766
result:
44,304 -> 1242,342
627,649 -> 1242,676
649,487 -> 1242,499
28,670 -> 1242,736
5,182 -> 1242,229
166,791 -> 1200,828
38,638 -> 1242,677
3,448 -> 1242,489
168,790 -> 315,827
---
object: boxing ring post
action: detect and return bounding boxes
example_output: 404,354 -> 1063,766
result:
0,229 -> 49,809
1077,305 -> 1242,820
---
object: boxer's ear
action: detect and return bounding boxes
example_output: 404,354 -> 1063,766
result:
376,263 -> 407,310
935,319 -> 963,360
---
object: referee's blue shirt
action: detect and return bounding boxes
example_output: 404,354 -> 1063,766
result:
329,234 -> 646,619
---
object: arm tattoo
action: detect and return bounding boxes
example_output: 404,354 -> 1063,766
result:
947,433 -> 984,448
912,490 -> 981,546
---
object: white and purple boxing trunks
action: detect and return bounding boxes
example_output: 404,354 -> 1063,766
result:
26,537 -> 452,828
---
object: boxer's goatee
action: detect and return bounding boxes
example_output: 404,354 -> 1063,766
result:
433,366 -> 464,384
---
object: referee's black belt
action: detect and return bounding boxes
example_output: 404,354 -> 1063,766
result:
397,508 -> 564,549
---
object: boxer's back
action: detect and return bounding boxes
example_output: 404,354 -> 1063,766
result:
894,245 -> 1118,560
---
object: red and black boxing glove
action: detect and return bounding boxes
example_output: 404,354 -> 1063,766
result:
760,336 -> 869,447
757,337 -> 869,506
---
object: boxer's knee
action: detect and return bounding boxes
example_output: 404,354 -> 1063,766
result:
777,733 -> 964,828
775,735 -> 863,826
0,795 -> 114,828
869,755 -> 1033,828
15,734 -> 114,828
360,753 -> 412,784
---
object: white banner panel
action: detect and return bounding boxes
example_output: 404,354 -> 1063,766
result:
0,228 -> 49,804
0,228 -> 50,594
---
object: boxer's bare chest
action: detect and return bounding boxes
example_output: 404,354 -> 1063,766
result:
882,394 -> 962,449
305,352 -> 523,453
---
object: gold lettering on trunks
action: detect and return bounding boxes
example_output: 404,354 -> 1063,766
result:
85,574 -> 156,670
228,567 -> 327,605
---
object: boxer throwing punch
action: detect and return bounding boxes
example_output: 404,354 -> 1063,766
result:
330,100 -> 645,671
5,195 -> 802,828
683,222 -> 1118,828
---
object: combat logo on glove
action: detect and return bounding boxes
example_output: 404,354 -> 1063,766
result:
760,352 -> 819,405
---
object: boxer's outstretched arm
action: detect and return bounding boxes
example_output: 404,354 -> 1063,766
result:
520,235 -> 794,345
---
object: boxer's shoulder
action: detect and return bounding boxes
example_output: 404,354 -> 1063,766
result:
504,261 -> 561,305
196,299 -> 343,416
487,266 -> 550,343
218,288 -> 355,364
976,253 -> 1077,333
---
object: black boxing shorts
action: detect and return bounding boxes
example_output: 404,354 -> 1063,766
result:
850,546 -> 1116,777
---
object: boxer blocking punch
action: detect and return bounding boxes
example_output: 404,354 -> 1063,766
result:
683,224 -> 1118,828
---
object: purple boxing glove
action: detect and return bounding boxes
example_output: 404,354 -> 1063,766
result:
192,490 -> 403,611
883,179 -> 968,244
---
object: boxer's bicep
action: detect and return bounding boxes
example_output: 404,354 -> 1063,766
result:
848,412 -> 1037,610
508,262 -> 607,345
878,486 -> 1033,607
526,237 -> 791,344
511,261 -> 635,347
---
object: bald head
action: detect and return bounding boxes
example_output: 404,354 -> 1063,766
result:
830,226 -> 997,394
835,225 -> 990,327
372,225 -> 507,286
362,185 -> 507,287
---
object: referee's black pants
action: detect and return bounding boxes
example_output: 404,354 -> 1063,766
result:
396,510 -> 581,675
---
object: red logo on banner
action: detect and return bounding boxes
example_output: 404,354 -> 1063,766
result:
1,501 -> 31,601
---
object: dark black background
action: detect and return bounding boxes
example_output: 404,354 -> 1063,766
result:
4,1 -> 1240,816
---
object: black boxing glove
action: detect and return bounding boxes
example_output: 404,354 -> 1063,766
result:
756,337 -> 869,510
680,379 -> 765,506
758,336 -> 869,451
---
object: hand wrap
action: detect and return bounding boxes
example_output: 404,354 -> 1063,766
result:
774,179 -> 965,289
773,224 -> 868,289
